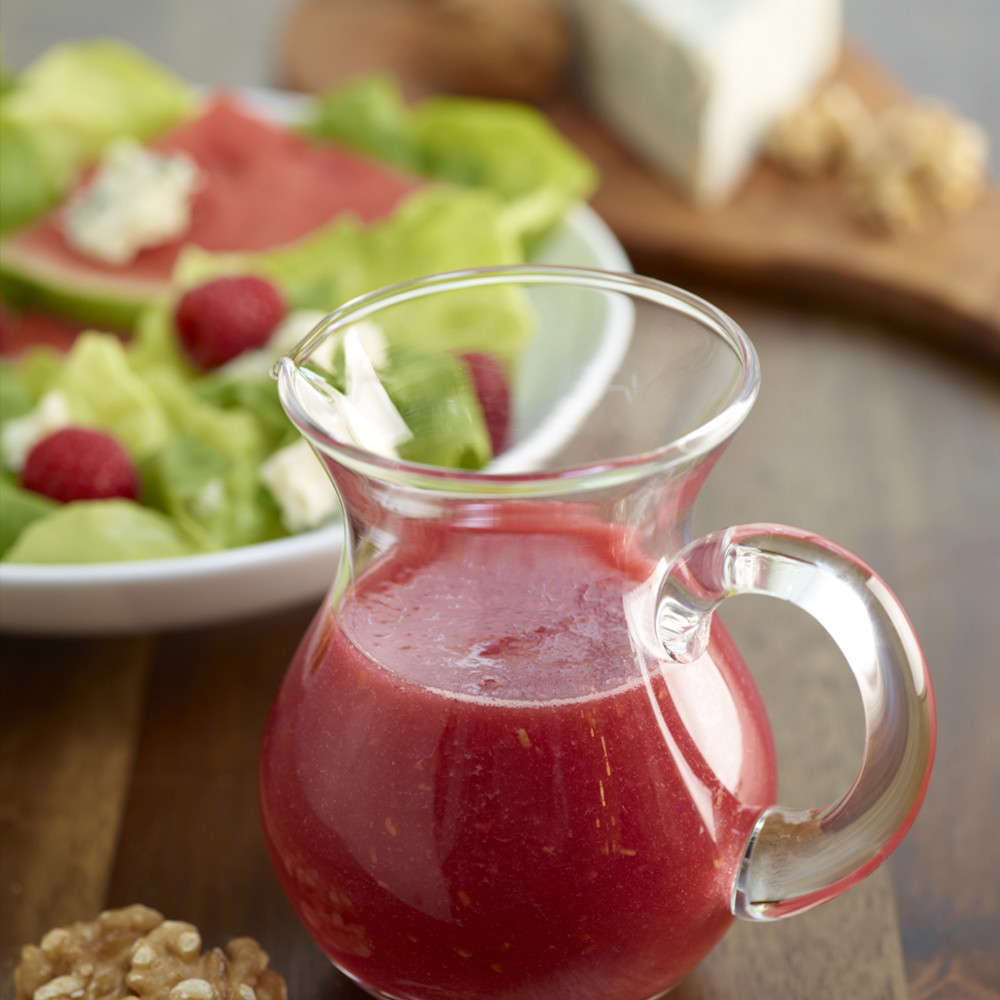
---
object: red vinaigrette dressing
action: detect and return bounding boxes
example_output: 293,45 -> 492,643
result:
259,510 -> 777,1000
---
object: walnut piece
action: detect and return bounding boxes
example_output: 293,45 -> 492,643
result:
767,82 -> 990,234
845,100 -> 990,232
126,923 -> 286,1000
766,81 -> 874,175
14,907 -> 286,1000
14,904 -> 164,1000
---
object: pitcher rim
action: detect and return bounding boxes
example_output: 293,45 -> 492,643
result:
274,265 -> 761,490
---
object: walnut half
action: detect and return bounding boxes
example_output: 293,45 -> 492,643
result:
766,81 -> 990,234
766,81 -> 874,175
14,907 -> 287,1000
13,904 -> 163,1000
845,100 -> 990,233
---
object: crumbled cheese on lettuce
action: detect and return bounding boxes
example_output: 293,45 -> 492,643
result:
259,438 -> 338,534
260,323 -> 410,532
63,138 -> 201,264
0,390 -> 73,472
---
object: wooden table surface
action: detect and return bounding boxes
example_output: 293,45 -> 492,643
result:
2,6 -> 999,1000
3,291 -> 998,1000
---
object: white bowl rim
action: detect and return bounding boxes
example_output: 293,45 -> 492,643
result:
0,201 -> 631,631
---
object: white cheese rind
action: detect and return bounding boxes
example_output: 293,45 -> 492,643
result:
567,0 -> 842,203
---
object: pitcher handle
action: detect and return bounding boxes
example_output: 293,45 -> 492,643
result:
655,523 -> 936,922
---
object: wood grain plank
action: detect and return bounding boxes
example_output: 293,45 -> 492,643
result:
677,875 -> 908,1000
101,604 -> 351,998
692,294 -> 1000,1000
0,635 -> 151,988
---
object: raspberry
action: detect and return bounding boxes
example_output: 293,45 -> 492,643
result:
460,352 -> 511,455
20,427 -> 140,504
174,275 -> 286,370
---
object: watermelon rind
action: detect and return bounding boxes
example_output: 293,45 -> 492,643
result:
0,241 -> 162,330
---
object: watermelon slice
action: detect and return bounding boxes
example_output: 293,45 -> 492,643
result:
0,95 -> 422,329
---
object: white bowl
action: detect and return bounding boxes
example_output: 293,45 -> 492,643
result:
0,202 -> 631,634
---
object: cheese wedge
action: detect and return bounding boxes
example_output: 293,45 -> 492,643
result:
567,0 -> 842,203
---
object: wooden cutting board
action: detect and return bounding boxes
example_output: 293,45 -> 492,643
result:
281,5 -> 1000,366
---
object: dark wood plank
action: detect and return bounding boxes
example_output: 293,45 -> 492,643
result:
692,293 -> 1000,999
0,634 -> 151,986
677,877 -> 908,1000
101,603 -> 357,998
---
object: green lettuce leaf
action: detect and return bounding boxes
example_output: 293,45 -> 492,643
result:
50,331 -> 172,458
0,39 -> 197,234
3,344 -> 71,406
3,498 -> 198,563
0,115 -> 68,234
138,366 -> 282,549
343,190 -> 532,372
303,74 -> 421,172
194,375 -> 298,454
304,74 -> 596,252
0,478 -> 57,558
0,361 -> 35,423
383,349 -> 491,469
2,37 -> 197,169
169,186 -> 530,371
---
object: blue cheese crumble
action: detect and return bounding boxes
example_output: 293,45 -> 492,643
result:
63,139 -> 202,265
260,324 -> 410,533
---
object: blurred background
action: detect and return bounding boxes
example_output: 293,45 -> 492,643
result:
2,0 -> 998,175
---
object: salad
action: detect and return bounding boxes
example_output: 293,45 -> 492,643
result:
0,40 -> 596,566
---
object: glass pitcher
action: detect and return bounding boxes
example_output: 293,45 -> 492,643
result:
259,266 -> 935,1000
